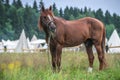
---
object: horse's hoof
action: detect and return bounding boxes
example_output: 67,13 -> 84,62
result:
87,67 -> 93,73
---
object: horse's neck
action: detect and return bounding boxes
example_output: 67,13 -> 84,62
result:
54,17 -> 78,26
54,17 -> 68,28
54,16 -> 66,22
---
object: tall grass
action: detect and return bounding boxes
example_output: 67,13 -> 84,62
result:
0,52 -> 120,80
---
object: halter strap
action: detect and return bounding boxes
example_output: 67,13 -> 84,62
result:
47,20 -> 54,27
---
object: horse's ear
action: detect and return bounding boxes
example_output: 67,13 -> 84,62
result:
41,5 -> 45,12
49,5 -> 52,11
38,18 -> 43,31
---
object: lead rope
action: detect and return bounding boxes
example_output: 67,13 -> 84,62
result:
47,33 -> 51,69
47,31 -> 55,70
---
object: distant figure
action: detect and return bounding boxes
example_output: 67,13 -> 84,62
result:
105,44 -> 109,53
4,46 -> 7,52
105,38 -> 109,53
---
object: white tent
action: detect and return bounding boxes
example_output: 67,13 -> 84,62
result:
31,35 -> 37,41
1,39 -> 18,53
30,39 -> 45,44
30,39 -> 46,48
15,29 -> 29,53
108,29 -> 120,53
27,37 -> 34,49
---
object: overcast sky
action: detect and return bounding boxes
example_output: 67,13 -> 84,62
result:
10,0 -> 120,15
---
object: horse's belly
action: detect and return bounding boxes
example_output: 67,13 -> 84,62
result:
64,39 -> 84,47
63,27 -> 88,47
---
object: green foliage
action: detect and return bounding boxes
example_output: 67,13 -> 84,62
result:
4,22 -> 15,40
0,2 -> 5,26
105,24 -> 115,39
112,13 -> 120,34
69,15 -> 75,20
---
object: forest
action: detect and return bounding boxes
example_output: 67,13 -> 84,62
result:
0,0 -> 120,41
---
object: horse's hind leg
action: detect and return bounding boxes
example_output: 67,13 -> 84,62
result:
84,39 -> 94,72
94,44 -> 105,70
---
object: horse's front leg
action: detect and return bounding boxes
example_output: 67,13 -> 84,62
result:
50,44 -> 57,72
50,43 -> 62,72
56,44 -> 62,72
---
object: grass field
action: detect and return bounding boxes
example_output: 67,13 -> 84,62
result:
0,51 -> 120,80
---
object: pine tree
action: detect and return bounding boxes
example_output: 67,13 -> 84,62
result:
80,8 -> 83,14
105,10 -> 112,24
4,0 -> 10,12
53,3 -> 56,12
33,0 -> 38,12
86,8 -> 95,17
64,6 -> 70,20
95,8 -> 104,22
52,3 -> 59,16
12,0 -> 17,7
39,0 -> 44,11
84,6 -> 87,14
17,0 -> 23,8
59,8 -> 63,17
69,7 -> 74,15
73,7 -> 80,18
5,0 -> 10,7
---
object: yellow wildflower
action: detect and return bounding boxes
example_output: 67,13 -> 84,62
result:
8,62 -> 14,70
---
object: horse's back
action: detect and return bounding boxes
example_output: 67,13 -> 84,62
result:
65,17 -> 105,38
80,17 -> 104,29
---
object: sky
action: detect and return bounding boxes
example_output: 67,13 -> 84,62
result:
10,0 -> 120,15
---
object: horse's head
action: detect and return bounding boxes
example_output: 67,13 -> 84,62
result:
38,5 -> 56,33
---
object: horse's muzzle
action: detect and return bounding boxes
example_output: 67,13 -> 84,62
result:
49,22 -> 56,32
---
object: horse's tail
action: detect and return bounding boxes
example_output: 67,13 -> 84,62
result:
102,26 -> 107,67
102,27 -> 106,53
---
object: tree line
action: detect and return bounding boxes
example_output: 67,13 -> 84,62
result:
0,0 -> 120,41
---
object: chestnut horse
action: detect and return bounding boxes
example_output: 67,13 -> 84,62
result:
38,6 -> 106,72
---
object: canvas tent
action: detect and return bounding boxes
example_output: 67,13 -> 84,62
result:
15,29 -> 29,52
31,35 -> 37,41
108,29 -> 120,53
1,39 -> 18,52
30,39 -> 46,49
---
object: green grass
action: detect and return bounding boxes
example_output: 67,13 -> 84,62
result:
0,51 -> 120,80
